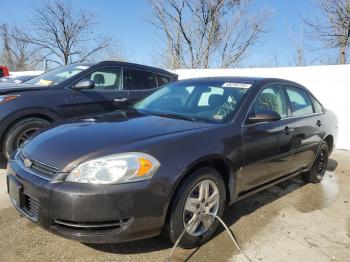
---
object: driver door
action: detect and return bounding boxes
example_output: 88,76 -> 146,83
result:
65,66 -> 126,117
241,85 -> 295,192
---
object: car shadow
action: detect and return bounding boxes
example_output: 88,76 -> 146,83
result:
85,235 -> 172,254
211,158 -> 338,239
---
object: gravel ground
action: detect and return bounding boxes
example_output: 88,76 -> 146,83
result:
0,150 -> 349,262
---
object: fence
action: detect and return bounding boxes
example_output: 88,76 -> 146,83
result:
174,65 -> 349,150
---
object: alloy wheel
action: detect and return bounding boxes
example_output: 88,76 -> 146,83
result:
16,128 -> 39,147
183,179 -> 220,237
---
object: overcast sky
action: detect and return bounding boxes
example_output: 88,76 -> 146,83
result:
0,0 -> 332,68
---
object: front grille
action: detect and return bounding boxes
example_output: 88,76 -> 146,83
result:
23,194 -> 39,221
53,218 -> 132,232
19,151 -> 58,179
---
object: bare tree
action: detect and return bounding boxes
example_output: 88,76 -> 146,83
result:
287,26 -> 307,67
0,24 -> 41,70
304,0 -> 350,64
148,0 -> 269,69
22,0 -> 117,66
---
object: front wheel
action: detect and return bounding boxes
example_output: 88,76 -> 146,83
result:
3,118 -> 50,159
302,141 -> 329,183
164,167 -> 226,249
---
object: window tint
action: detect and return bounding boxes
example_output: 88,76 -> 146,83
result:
0,68 -> 3,78
123,68 -> 157,90
286,87 -> 313,116
84,67 -> 121,90
252,86 -> 287,118
311,96 -> 324,113
156,74 -> 171,87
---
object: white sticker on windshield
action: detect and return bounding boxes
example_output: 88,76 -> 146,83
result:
222,82 -> 252,89
75,66 -> 89,70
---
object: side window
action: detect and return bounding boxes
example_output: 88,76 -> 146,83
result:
311,96 -> 324,113
286,87 -> 313,116
0,68 -> 3,78
84,67 -> 121,90
123,68 -> 157,90
252,85 -> 288,118
156,74 -> 171,87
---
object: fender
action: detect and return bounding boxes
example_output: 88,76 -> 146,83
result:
0,108 -> 63,141
168,154 -> 241,209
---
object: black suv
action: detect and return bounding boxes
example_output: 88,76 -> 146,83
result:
0,61 -> 177,158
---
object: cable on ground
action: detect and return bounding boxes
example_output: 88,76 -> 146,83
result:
167,213 -> 252,262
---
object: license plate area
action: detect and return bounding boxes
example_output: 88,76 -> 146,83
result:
8,176 -> 24,208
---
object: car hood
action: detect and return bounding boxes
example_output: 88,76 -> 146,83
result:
22,110 -> 214,171
0,83 -> 44,93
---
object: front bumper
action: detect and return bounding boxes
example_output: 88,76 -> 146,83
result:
6,158 -> 170,243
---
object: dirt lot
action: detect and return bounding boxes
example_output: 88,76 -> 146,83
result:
0,150 -> 349,262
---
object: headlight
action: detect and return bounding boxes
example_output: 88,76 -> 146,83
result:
0,95 -> 20,104
65,152 -> 160,184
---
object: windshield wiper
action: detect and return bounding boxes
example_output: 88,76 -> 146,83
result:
148,112 -> 198,122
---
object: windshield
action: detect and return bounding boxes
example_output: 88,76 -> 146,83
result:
134,80 -> 251,123
26,64 -> 91,87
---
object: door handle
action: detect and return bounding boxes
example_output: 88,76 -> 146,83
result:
316,120 -> 322,127
284,126 -> 294,135
114,98 -> 128,102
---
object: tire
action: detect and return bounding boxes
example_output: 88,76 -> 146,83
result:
302,141 -> 329,183
2,118 -> 50,159
164,167 -> 226,249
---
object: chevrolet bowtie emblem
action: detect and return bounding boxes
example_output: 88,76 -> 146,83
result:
24,158 -> 32,168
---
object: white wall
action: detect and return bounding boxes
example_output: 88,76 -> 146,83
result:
173,65 -> 350,150
10,71 -> 44,77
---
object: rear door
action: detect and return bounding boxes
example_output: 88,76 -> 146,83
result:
242,84 -> 294,191
121,67 -> 161,105
284,86 -> 323,173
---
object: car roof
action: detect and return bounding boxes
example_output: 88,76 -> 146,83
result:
94,61 -> 176,76
178,76 -> 264,83
176,76 -> 306,89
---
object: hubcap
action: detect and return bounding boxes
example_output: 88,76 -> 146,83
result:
183,180 -> 220,237
16,128 -> 39,147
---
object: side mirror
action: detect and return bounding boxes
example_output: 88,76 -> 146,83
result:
247,109 -> 281,124
73,80 -> 95,90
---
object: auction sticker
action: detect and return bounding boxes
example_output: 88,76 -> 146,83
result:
222,82 -> 252,88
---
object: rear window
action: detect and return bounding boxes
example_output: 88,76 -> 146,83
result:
123,68 -> 157,90
286,86 -> 314,116
156,74 -> 171,87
